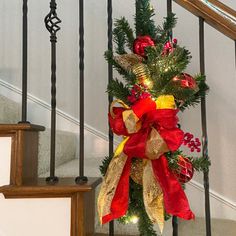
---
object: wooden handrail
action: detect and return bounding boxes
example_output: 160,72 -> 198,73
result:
174,0 -> 236,40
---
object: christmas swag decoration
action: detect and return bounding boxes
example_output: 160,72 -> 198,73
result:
98,1 -> 210,235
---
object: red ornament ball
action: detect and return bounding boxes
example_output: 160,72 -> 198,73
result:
173,73 -> 197,90
133,35 -> 155,57
173,156 -> 194,184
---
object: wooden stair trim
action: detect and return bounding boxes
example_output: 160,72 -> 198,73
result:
173,0 -> 236,40
0,124 -> 45,185
0,124 -> 45,132
207,0 -> 236,18
0,177 -> 102,198
0,177 -> 102,236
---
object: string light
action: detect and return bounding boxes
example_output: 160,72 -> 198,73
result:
130,215 -> 139,224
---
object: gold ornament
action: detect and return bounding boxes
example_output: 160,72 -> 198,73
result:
145,127 -> 169,160
132,64 -> 153,89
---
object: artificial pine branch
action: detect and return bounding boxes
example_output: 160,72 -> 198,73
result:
129,180 -> 157,236
114,17 -> 135,52
113,25 -> 127,54
179,74 -> 209,111
99,155 -> 112,176
147,46 -> 192,95
135,0 -> 157,38
190,156 -> 211,172
156,13 -> 177,43
107,78 -> 131,104
104,50 -> 136,84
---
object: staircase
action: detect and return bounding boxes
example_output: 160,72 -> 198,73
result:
0,95 -> 101,236
0,0 -> 236,235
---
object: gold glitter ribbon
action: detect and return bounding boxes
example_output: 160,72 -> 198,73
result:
143,161 -> 165,233
97,138 -> 129,223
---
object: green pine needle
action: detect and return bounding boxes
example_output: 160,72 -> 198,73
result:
156,13 -> 177,43
114,17 -> 135,53
107,78 -> 130,104
135,0 -> 157,38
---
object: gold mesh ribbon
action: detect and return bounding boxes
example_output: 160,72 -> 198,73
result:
143,161 -> 164,233
122,110 -> 141,134
145,127 -> 169,160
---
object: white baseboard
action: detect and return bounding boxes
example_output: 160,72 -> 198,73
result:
0,78 -> 113,140
0,78 -> 112,159
0,78 -> 235,220
186,180 -> 236,220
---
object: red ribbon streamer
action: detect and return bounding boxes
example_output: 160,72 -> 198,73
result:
152,156 -> 195,220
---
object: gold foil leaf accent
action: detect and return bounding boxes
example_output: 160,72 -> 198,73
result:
114,54 -> 143,71
143,161 -> 165,233
145,128 -> 169,160
122,110 -> 141,134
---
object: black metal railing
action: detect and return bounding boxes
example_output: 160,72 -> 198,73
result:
75,0 -> 88,185
199,16 -> 212,236
167,0 -> 212,235
166,1 -> 179,235
44,0 -> 61,183
107,0 -> 114,235
20,0 -> 29,123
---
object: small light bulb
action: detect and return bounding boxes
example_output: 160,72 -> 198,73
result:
130,215 -> 139,224
143,79 -> 153,89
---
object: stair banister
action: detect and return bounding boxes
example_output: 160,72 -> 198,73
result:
21,0 -> 29,123
166,1 -> 180,236
199,16 -> 212,236
44,0 -> 61,183
75,0 -> 88,185
107,0 -> 114,235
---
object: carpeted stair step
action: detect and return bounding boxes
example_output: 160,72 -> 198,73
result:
0,94 -> 78,176
0,95 -> 20,123
38,129 -> 78,175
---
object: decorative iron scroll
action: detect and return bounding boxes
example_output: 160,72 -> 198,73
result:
45,0 -> 61,183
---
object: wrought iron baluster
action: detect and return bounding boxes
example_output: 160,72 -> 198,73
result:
167,0 -> 173,40
199,16 -> 212,236
20,0 -> 29,123
167,1 -> 178,235
75,0 -> 88,184
107,0 -> 114,235
235,40 -> 236,68
45,0 -> 61,183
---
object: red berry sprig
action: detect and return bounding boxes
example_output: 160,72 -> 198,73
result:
183,132 -> 201,153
